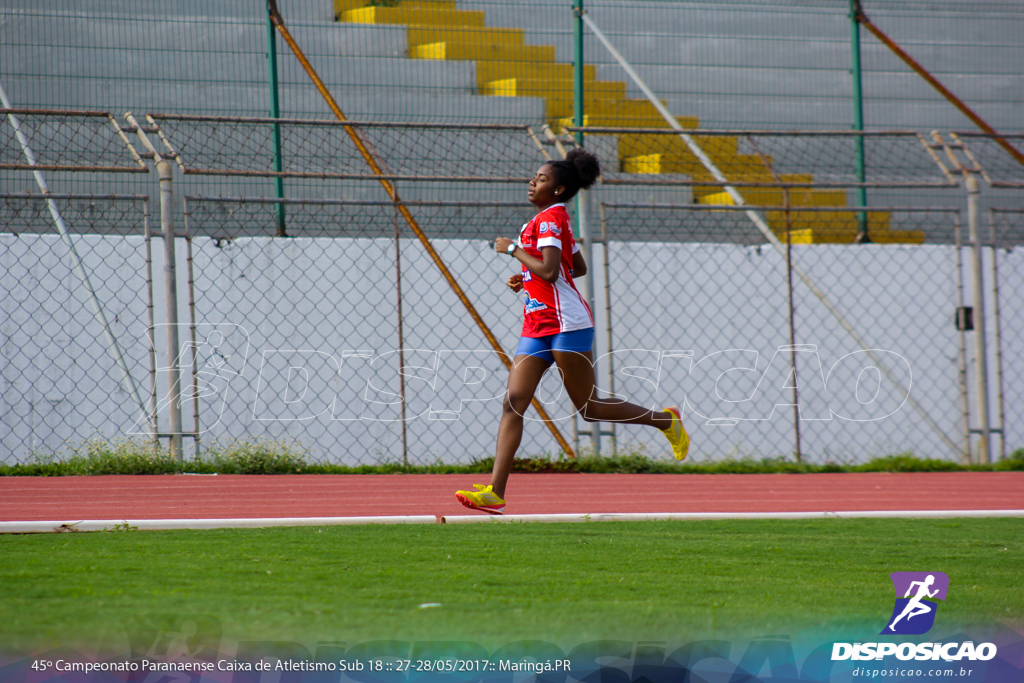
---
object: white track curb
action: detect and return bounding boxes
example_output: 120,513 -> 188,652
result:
439,509 -> 1024,524
2,509 -> 1022,533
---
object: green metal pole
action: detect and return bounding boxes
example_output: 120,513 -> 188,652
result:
267,2 -> 287,236
573,0 -> 585,146
572,0 -> 602,453
849,0 -> 869,242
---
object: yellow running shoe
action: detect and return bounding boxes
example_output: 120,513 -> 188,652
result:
662,405 -> 690,460
455,484 -> 506,515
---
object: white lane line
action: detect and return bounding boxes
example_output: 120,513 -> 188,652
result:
439,510 -> 1024,524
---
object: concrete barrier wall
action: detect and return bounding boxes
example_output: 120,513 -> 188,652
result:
3,232 -> 1019,464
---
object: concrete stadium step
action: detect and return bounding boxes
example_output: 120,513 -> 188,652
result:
338,2 -> 554,63
604,63 -> 1023,103
600,34 -> 1024,76
341,5 -> 485,28
406,27 -> 528,47
1,73 -> 545,124
605,65 -> 854,100
307,56 -> 476,88
690,170 -> 795,201
691,201 -> 923,244
482,78 -> 630,121
334,0 -> 458,17
694,178 -> 922,243
594,126 -> 757,180
617,134 -> 740,160
552,110 -> 699,130
621,153 -> 708,176
700,186 -> 849,209
481,78 -> 626,100
659,94 -> 853,129
764,210 -> 923,245
460,3 -> 849,39
621,157 -> 774,188
410,41 -> 556,63
475,62 -> 597,87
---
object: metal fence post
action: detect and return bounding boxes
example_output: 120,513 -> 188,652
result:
953,215 -> 971,462
157,158 -> 183,462
266,3 -> 287,237
988,210 -> 1006,460
573,0 -> 584,146
572,0 -> 601,455
848,0 -> 869,242
965,173 -> 991,464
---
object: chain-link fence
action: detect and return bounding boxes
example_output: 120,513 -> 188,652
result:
595,203 -> 964,462
587,129 -> 955,187
180,196 -> 578,465
150,115 -> 547,183
2,110 -> 1022,465
4,0 -> 1023,467
0,109 -> 145,175
953,133 -> 1024,190
0,193 -> 154,463
991,208 -> 1024,461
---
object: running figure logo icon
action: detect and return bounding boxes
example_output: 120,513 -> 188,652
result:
882,572 -> 949,635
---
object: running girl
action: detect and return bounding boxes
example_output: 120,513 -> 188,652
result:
455,149 -> 689,515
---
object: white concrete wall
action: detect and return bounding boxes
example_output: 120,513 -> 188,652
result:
3,231 -> 1019,465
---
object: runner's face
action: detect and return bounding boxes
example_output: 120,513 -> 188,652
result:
528,164 -> 564,208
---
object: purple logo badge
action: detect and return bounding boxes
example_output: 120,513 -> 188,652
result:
881,572 -> 949,635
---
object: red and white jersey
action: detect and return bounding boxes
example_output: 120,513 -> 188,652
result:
516,203 -> 594,337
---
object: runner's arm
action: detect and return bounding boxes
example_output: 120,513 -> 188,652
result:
493,237 -> 561,283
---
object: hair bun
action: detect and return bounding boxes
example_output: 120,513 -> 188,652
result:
565,148 -> 601,191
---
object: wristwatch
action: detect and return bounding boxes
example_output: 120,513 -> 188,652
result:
507,243 -> 517,256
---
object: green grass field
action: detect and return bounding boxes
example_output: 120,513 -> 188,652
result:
1,518 -> 1021,653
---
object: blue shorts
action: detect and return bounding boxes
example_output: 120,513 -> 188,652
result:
515,328 -> 594,364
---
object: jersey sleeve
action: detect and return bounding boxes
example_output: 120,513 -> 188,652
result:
518,220 -> 538,254
515,222 -> 529,248
535,211 -> 570,250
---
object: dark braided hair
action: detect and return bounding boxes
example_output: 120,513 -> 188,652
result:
546,148 -> 601,202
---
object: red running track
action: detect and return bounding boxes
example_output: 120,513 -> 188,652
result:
0,472 -> 1021,521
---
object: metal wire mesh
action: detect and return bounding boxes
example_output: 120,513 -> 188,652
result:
575,128 -> 955,188
2,0 -> 1022,466
3,111 -> 1021,465
150,115 -> 546,182
181,196 -> 575,465
953,132 -> 1024,188
0,110 -> 146,173
3,0 -> 1022,131
577,0 -> 1024,131
0,194 -> 153,463
598,203 -> 965,461
991,209 -> 1023,458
